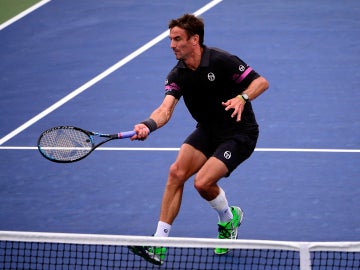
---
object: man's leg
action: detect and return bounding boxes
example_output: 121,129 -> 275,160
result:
158,143 -> 208,230
194,157 -> 233,223
129,143 -> 207,265
193,156 -> 228,201
194,157 -> 243,255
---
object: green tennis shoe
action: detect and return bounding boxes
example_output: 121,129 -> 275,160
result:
214,206 -> 244,255
128,245 -> 167,265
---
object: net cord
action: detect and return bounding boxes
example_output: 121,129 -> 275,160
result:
1,231 -> 359,270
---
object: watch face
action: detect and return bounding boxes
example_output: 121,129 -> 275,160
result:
242,94 -> 249,101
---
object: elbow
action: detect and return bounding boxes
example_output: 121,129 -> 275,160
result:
261,76 -> 269,91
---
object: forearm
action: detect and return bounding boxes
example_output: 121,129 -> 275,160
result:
242,76 -> 269,101
223,76 -> 268,122
149,95 -> 177,128
135,96 -> 178,138
149,107 -> 173,129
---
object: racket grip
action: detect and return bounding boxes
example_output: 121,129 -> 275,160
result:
118,131 -> 136,139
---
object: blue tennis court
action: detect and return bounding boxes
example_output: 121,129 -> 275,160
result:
0,0 -> 359,244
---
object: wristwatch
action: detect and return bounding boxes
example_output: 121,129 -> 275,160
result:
241,93 -> 249,103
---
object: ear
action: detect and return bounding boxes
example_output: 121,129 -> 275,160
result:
192,34 -> 199,46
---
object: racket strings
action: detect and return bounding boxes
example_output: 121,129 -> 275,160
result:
39,129 -> 93,161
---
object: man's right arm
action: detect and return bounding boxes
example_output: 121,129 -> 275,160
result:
132,95 -> 178,141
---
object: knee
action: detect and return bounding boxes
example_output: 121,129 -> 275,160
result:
193,175 -> 209,194
194,176 -> 219,201
168,162 -> 187,185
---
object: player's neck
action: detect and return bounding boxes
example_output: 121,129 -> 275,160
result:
185,47 -> 203,70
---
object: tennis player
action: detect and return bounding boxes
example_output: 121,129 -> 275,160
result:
129,14 -> 269,265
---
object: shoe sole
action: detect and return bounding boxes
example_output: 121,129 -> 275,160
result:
128,246 -> 163,265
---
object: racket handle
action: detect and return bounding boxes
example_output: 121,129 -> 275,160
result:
118,130 -> 136,139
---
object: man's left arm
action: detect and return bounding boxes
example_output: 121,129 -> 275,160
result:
241,76 -> 269,101
222,76 -> 269,122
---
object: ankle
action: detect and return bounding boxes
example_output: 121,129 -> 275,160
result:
154,221 -> 171,237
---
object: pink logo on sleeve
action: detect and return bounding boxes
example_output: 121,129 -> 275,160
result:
165,82 -> 180,92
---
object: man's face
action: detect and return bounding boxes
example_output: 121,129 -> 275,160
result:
169,26 -> 197,60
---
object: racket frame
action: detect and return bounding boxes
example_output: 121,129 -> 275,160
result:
37,126 -> 135,163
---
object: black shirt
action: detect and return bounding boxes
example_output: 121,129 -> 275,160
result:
165,46 -> 260,133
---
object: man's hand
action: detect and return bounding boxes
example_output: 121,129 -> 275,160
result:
221,95 -> 246,122
131,124 -> 150,141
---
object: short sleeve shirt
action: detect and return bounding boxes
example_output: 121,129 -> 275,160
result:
165,46 -> 260,133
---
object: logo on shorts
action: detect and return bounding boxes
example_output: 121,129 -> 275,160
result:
239,65 -> 245,72
224,151 -> 232,159
207,72 -> 215,81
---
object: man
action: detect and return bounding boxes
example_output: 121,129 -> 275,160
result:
129,14 -> 269,265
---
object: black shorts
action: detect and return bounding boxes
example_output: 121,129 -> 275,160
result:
184,125 -> 258,176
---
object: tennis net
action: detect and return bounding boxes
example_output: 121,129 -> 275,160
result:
1,231 -> 359,269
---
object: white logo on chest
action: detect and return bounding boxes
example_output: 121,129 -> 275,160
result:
207,72 -> 215,81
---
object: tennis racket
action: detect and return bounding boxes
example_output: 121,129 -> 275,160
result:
38,126 -> 136,163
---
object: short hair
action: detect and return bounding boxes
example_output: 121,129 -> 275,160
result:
168,14 -> 204,46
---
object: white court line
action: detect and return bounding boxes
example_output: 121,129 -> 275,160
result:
0,0 -> 223,146
0,0 -> 52,31
0,146 -> 359,153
